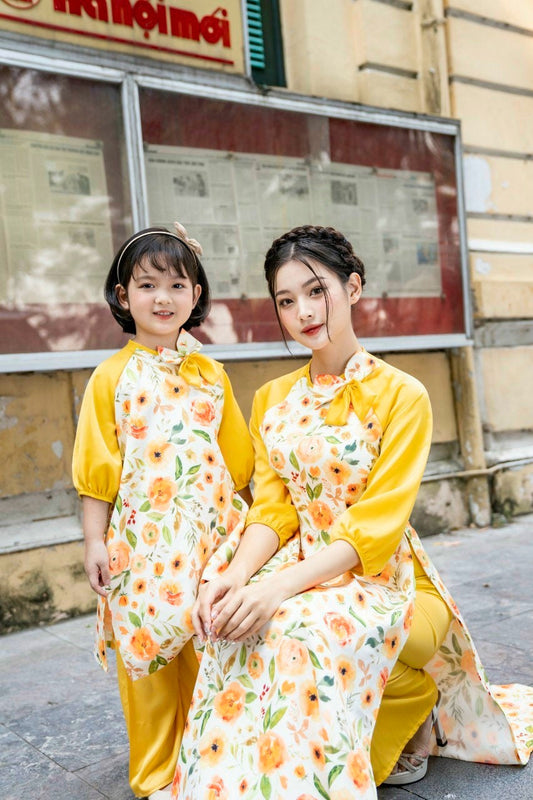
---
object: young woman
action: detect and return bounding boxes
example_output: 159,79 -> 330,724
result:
171,225 -> 533,799
72,224 -> 253,799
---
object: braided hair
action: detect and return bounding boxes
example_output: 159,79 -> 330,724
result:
264,225 -> 366,341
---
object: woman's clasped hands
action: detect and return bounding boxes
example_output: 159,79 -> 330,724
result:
193,573 -> 282,644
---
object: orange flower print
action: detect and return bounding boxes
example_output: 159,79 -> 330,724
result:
361,688 -> 375,707
309,465 -> 320,479
310,741 -> 326,769
379,667 -> 389,692
147,604 -> 157,617
206,775 -> 228,800
145,438 -> 173,467
269,448 -> 285,471
248,652 -> 264,679
257,731 -> 287,773
300,680 -> 320,718
108,541 -> 131,575
403,602 -> 414,631
239,778 -> 248,794
214,483 -> 229,511
346,750 -> 371,791
298,415 -> 311,427
182,607 -> 194,632
324,612 -> 355,645
362,414 -> 380,443
203,448 -> 217,466
199,729 -> 226,766
133,578 -> 146,594
192,399 -> 216,425
281,680 -> 295,695
142,522 -> 159,545
163,375 -> 189,400
296,436 -> 324,464
308,500 -> 334,530
314,373 -> 340,387
460,649 -> 478,678
326,459 -> 351,486
131,554 -> 147,574
153,561 -> 164,576
205,471 -> 214,484
226,508 -> 241,535
336,657 -> 356,690
170,552 -> 186,572
118,595 -> 128,607
122,398 -> 131,415
159,579 -> 183,606
147,477 -> 176,511
129,415 -> 148,439
276,637 -> 309,675
294,765 -> 305,779
129,627 -> 160,661
383,630 -> 400,659
265,627 -> 282,649
346,481 -> 364,506
134,388 -> 151,409
214,682 -> 245,722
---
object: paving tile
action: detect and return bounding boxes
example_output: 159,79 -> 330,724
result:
6,692 -> 128,772
0,725 -> 59,791
43,615 -> 96,652
75,751 -> 134,800
4,770 -> 107,800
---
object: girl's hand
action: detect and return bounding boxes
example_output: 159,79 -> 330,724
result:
210,579 -> 283,642
192,576 -> 235,641
84,539 -> 112,597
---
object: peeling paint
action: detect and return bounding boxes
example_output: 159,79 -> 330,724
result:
463,155 -> 492,213
51,440 -> 64,459
474,257 -> 491,276
0,397 -> 18,430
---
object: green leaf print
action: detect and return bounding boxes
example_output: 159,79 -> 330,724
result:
320,675 -> 334,687
193,429 -> 212,442
289,450 -> 299,470
365,637 -> 379,648
148,660 -> 159,675
239,645 -> 247,667
232,497 -> 243,510
115,495 -> 123,513
162,525 -> 172,546
475,696 -> 483,716
199,708 -> 212,736
125,529 -> 137,549
245,691 -> 257,704
452,633 -> 462,656
313,774 -> 330,800
139,500 -> 151,512
128,611 -> 142,628
238,674 -> 254,689
268,706 -> 287,728
263,706 -> 271,731
156,655 -> 168,666
344,441 -> 357,453
169,422 -> 184,439
325,435 -> 341,444
328,764 -> 344,787
260,774 -> 271,800
309,650 -> 322,669
187,464 -> 201,475
216,526 -> 227,536
268,657 -> 275,682
175,456 -> 183,480
306,484 -> 314,501
147,512 -> 164,522
313,484 -> 322,499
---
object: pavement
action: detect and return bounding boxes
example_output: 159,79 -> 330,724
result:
1,515 -> 532,800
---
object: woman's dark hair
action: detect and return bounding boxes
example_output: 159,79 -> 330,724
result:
264,225 -> 366,341
104,227 -> 211,333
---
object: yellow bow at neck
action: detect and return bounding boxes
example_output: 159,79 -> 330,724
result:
325,380 -> 377,426
178,353 -> 223,387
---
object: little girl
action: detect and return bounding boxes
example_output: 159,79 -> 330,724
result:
72,224 -> 253,799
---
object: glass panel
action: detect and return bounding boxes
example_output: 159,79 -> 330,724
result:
0,67 -> 131,354
140,89 -> 464,346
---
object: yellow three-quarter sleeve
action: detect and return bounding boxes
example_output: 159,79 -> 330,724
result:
72,350 -> 128,504
330,376 -> 433,576
246,376 -> 301,546
217,370 -> 254,491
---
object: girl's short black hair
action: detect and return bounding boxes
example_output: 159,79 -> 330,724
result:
104,227 -> 211,334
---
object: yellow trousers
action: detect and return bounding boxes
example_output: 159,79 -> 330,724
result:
371,556 -> 452,785
116,640 -> 199,798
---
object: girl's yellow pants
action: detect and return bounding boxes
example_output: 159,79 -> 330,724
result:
371,555 -> 452,785
116,640 -> 199,798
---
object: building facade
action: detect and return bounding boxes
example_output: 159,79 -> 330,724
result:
1,0 -> 532,632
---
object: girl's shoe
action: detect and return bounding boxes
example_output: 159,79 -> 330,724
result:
383,693 -> 447,786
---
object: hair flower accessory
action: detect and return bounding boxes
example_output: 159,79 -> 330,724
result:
174,222 -> 203,256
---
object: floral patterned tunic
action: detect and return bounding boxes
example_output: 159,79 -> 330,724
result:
172,351 -> 533,800
73,331 -> 253,680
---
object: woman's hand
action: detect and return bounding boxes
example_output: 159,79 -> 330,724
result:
210,578 -> 284,642
84,538 -> 111,597
192,576 -> 235,641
